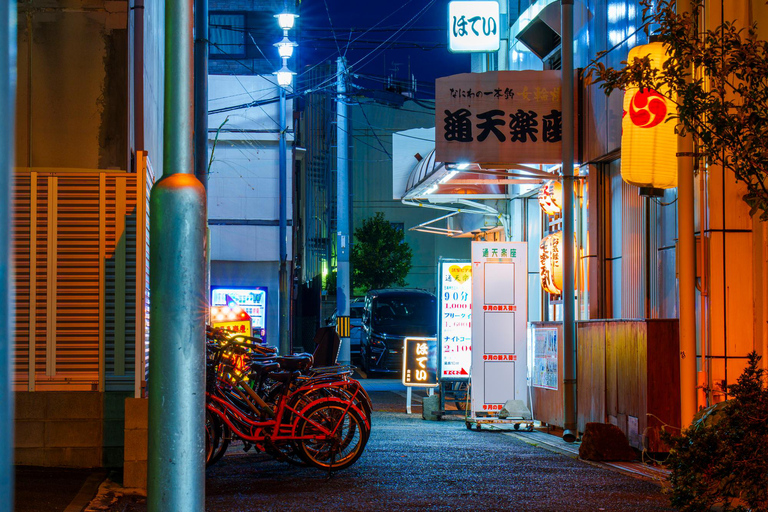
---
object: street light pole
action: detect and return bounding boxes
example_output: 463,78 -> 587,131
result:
0,2 -> 16,509
147,0 -> 207,509
274,11 -> 297,355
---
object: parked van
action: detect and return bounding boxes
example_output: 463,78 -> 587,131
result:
360,289 -> 437,373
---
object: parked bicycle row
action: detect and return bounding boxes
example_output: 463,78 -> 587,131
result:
205,326 -> 372,472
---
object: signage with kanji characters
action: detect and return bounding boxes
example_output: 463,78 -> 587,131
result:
448,1 -> 500,53
438,260 -> 472,380
470,242 -> 528,415
402,337 -> 439,387
211,287 -> 268,339
436,71 -> 568,165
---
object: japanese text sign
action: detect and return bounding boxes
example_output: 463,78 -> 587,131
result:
439,260 -> 472,380
436,71 -> 565,165
402,337 -> 439,387
448,1 -> 500,53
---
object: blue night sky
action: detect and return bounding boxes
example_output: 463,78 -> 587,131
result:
298,0 -> 471,98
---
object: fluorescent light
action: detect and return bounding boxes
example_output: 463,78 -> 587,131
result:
439,171 -> 459,184
456,162 -> 470,170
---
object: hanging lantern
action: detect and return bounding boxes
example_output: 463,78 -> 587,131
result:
621,41 -> 677,195
538,180 -> 562,216
539,231 -> 563,295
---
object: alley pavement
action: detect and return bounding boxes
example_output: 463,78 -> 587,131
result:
75,376 -> 674,512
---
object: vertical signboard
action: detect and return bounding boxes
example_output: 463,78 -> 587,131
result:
211,287 -> 268,338
402,337 -> 439,387
448,1 -> 500,53
470,242 -> 527,415
438,259 -> 472,380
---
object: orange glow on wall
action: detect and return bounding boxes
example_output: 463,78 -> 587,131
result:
539,231 -> 563,295
538,180 -> 562,216
621,42 -> 677,190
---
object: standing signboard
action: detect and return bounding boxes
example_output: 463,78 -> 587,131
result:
211,287 -> 268,339
470,241 -> 527,415
402,337 -> 439,388
438,259 -> 472,380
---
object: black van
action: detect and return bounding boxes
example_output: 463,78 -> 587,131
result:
360,289 -> 437,373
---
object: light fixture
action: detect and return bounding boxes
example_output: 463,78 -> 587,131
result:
274,65 -> 295,88
539,231 -> 564,295
274,36 -> 297,59
621,41 -> 677,195
439,170 -> 459,185
424,184 -> 438,195
538,180 -> 562,216
456,162 -> 470,170
275,13 -> 298,31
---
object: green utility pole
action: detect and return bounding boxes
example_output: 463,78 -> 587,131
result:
561,0 -> 578,443
147,0 -> 207,509
0,2 -> 16,509
336,57 -> 350,365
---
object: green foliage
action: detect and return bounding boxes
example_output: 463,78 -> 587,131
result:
351,212 -> 413,292
662,352 -> 768,511
586,0 -> 768,219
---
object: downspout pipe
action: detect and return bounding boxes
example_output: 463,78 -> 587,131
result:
194,0 -> 208,190
147,0 -> 207,509
676,0 -> 698,427
279,86 -> 289,354
561,0 -> 578,443
0,2 -> 16,509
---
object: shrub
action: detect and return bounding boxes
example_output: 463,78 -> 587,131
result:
663,352 -> 768,511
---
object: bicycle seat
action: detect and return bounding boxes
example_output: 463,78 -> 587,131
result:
250,360 -> 280,376
276,354 -> 313,372
267,370 -> 300,383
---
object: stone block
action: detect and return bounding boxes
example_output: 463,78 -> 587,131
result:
123,460 -> 147,490
579,422 -> 638,462
15,447 -> 46,466
124,429 -> 147,462
15,420 -> 44,448
124,398 -> 148,430
15,392 -> 46,420
421,394 -> 440,421
46,420 -> 102,448
46,392 -> 102,420
43,447 -> 102,468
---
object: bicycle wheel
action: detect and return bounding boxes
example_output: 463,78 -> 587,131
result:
205,409 -> 221,467
296,401 -> 368,471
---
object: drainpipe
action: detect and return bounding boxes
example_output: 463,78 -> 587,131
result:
676,0 -> 698,428
0,2 -> 16,509
147,0 -> 207,509
194,0 -> 208,190
561,0 -> 578,443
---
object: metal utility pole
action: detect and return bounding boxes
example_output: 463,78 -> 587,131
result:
278,85 -> 290,355
0,2 -> 16,509
147,0 -> 207,508
336,57 -> 351,365
561,0 -> 578,443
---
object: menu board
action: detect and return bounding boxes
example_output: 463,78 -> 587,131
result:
531,327 -> 558,390
438,260 -> 472,380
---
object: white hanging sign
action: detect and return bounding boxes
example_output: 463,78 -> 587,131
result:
470,241 -> 528,415
448,1 -> 500,53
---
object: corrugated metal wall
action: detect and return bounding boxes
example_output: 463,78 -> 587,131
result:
13,167 -> 149,392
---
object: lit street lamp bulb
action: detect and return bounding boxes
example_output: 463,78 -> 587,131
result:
274,36 -> 297,59
275,13 -> 298,31
275,66 -> 295,88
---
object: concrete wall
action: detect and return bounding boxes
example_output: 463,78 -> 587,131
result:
16,0 -> 129,170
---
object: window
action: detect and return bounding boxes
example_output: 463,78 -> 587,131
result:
209,13 -> 246,58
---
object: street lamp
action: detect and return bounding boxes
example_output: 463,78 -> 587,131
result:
275,11 -> 297,354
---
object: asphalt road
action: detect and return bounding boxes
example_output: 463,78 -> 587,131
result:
96,381 -> 674,512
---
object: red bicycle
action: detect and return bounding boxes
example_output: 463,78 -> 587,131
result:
205,329 -> 371,471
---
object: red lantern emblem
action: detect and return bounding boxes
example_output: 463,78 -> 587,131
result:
628,89 -> 667,128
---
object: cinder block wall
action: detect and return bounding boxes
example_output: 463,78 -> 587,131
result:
123,398 -> 148,490
15,392 -> 104,467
